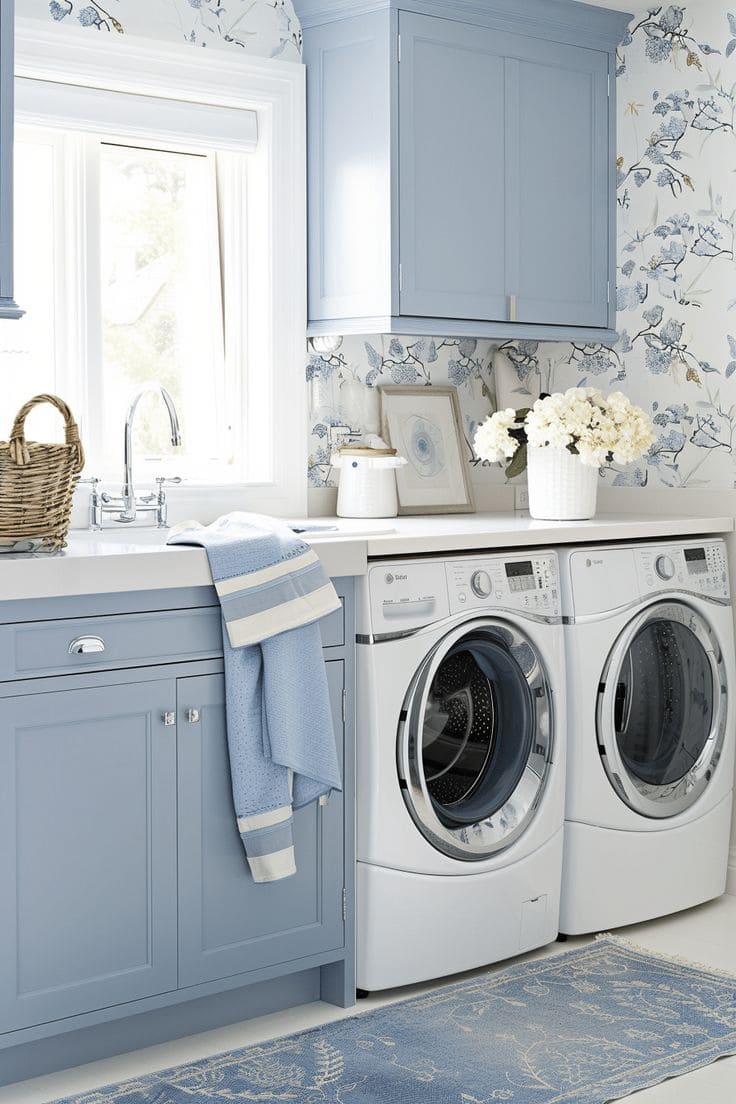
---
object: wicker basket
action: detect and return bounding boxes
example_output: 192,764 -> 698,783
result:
0,394 -> 85,551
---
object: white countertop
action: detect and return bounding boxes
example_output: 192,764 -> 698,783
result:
0,512 -> 733,603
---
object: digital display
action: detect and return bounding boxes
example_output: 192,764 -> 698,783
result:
684,548 -> 707,574
505,561 -> 534,578
505,561 -> 536,593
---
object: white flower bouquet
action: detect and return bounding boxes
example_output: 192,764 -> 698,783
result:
474,387 -> 654,479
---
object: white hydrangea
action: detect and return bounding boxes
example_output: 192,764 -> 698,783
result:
478,387 -> 654,472
474,409 -> 520,463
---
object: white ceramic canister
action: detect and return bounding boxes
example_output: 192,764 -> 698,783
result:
332,449 -> 407,518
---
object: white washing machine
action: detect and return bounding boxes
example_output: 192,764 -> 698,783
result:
355,551 -> 566,992
558,539 -> 736,935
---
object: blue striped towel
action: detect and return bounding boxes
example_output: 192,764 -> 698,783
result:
168,513 -> 343,882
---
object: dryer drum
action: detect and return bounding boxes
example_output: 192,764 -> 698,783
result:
398,620 -> 553,861
597,600 -> 727,819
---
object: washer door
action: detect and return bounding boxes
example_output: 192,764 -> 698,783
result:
397,619 -> 554,860
597,601 -> 727,819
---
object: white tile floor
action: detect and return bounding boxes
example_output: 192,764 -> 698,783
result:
3,894 -> 735,1104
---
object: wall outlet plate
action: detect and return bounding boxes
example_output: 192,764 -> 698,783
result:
515,485 -> 530,511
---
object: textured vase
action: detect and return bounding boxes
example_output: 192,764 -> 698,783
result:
526,445 -> 598,521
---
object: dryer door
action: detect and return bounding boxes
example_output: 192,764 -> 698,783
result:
597,601 -> 727,818
397,619 -> 554,860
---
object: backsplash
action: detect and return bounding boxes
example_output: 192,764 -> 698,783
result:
307,3 -> 736,493
18,0 -> 302,59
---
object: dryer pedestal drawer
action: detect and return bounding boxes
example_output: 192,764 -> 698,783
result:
0,607 -> 223,680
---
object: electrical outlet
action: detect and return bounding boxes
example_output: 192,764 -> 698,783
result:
515,485 -> 530,512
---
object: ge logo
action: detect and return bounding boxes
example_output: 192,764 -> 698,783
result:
385,573 -> 395,584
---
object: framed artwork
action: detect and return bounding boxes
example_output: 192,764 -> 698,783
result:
379,385 -> 475,515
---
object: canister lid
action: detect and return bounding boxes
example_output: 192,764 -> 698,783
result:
338,446 -> 397,457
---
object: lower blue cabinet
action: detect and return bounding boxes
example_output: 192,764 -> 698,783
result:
0,680 -> 179,1032
0,584 -> 354,1079
177,665 -> 346,987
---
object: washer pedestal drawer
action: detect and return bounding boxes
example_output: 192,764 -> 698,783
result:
559,794 -> 734,935
356,828 -> 563,992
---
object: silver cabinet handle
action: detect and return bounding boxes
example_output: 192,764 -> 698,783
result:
68,636 -> 106,655
163,712 -> 176,726
186,709 -> 200,723
508,293 -> 518,323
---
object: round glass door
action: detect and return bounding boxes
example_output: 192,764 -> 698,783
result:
397,620 -> 554,860
597,601 -> 727,818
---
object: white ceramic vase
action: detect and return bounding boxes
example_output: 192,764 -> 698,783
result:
526,445 -> 598,521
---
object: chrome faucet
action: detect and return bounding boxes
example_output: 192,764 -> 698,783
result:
87,383 -> 183,529
120,383 -> 182,520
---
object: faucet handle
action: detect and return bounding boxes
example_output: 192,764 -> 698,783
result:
156,476 -> 183,489
78,476 -> 100,488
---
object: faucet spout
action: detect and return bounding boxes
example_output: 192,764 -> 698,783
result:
122,383 -> 182,519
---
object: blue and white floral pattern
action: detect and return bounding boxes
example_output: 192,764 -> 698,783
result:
308,5 -> 736,492
23,0 -> 302,60
52,939 -> 736,1104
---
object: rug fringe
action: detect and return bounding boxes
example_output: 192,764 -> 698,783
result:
593,930 -> 736,981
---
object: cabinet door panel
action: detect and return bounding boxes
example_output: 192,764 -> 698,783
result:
0,682 -> 178,1032
178,664 -> 345,988
399,12 -> 509,322
510,41 -> 609,327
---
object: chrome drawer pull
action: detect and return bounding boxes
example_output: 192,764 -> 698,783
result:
186,709 -> 200,723
68,636 -> 106,655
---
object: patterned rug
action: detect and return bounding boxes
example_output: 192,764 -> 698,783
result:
53,937 -> 736,1104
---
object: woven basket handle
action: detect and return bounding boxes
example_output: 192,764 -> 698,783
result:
8,393 -> 85,472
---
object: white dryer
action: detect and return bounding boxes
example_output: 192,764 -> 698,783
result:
558,539 -> 736,935
355,551 -> 566,992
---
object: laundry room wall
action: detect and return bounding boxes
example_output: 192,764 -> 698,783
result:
307,2 -> 736,501
16,0 -> 302,59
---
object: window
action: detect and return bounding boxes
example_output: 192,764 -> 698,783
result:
5,27 -> 307,516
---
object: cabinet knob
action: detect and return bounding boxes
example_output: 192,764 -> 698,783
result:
68,636 -> 105,655
163,712 -> 176,726
186,709 -> 201,723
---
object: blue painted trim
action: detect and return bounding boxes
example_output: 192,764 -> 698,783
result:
0,586 -> 219,625
307,315 -> 621,346
0,0 -> 21,317
295,0 -> 632,50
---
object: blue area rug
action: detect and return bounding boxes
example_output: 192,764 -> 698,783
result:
54,938 -> 736,1104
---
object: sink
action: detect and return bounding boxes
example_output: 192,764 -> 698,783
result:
68,521 -> 396,547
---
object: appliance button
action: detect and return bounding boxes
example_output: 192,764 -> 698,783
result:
470,570 -> 492,599
655,554 -> 675,581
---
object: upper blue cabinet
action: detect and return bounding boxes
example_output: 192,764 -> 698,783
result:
0,0 -> 20,320
295,0 -> 631,343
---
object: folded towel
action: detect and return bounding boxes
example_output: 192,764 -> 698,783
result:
168,513 -> 343,882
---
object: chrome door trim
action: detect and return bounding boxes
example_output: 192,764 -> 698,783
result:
596,600 -> 727,819
396,617 -> 554,861
357,608 -> 562,645
568,591 -> 730,626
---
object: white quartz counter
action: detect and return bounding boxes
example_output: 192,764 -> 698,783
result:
0,512 -> 733,603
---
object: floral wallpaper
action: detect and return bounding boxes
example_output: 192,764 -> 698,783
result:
307,3 -> 736,492
18,0 -> 302,60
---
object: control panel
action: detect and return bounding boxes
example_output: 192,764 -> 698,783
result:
447,553 -> 560,617
636,540 -> 729,600
366,552 -> 561,635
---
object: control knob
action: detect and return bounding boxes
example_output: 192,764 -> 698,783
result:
655,554 -> 675,581
470,570 -> 492,599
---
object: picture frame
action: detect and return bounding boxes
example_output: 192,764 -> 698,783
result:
379,385 -> 476,515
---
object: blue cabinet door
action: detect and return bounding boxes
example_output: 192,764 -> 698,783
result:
398,12 -> 509,322
0,681 -> 178,1032
177,664 -> 345,988
508,38 -> 609,328
399,12 -> 610,329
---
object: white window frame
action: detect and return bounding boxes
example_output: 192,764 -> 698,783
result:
14,18 -> 307,519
